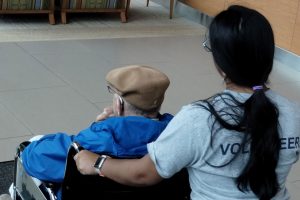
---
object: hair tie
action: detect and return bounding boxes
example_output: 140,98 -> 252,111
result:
252,85 -> 263,91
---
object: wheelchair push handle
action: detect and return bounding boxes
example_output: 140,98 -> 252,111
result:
71,142 -> 84,153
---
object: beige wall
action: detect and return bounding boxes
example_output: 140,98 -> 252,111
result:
291,2 -> 300,54
179,0 -> 300,56
179,0 -> 225,16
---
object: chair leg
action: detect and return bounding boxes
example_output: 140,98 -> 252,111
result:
120,12 -> 127,23
146,0 -> 173,19
48,13 -> 55,25
125,0 -> 131,19
170,0 -> 174,19
61,12 -> 67,24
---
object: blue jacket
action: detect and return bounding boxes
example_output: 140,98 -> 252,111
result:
21,113 -> 173,183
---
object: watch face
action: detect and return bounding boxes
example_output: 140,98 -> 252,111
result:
93,155 -> 107,177
94,156 -> 102,169
94,155 -> 107,169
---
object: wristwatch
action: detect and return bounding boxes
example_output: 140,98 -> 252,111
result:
94,155 -> 107,177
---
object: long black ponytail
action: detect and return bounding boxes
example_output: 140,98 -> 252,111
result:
237,90 -> 280,199
204,5 -> 281,199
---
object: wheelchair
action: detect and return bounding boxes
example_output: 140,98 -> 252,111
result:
13,141 -> 191,200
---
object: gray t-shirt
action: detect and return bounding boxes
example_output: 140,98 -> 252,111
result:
148,90 -> 300,200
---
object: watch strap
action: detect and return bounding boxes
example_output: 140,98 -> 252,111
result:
94,155 -> 107,177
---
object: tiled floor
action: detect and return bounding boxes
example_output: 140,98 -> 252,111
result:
0,1 -> 300,199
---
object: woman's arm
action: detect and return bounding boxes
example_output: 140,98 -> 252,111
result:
74,150 -> 163,186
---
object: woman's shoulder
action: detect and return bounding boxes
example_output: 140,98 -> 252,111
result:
180,102 -> 205,111
176,102 -> 211,120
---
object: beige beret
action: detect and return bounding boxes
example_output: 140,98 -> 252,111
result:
106,65 -> 170,111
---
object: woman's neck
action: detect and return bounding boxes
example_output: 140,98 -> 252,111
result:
225,82 -> 254,94
225,82 -> 269,93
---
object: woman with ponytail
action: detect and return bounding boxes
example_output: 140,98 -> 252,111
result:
74,5 -> 300,200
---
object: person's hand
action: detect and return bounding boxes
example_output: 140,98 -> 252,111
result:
74,150 -> 99,175
96,106 -> 114,121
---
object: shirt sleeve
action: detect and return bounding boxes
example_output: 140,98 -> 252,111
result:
74,121 -> 115,154
147,104 -> 210,178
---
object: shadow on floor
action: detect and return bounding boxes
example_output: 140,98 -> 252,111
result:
0,161 -> 14,194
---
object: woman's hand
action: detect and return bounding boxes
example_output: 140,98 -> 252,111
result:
74,150 -> 100,175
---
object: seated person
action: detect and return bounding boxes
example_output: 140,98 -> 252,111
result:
19,65 -> 172,199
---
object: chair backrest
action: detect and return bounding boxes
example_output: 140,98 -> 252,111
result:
61,142 -> 191,200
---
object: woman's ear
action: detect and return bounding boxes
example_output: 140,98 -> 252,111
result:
216,66 -> 226,78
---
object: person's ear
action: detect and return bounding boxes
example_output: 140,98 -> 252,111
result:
216,66 -> 226,78
115,96 -> 123,116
